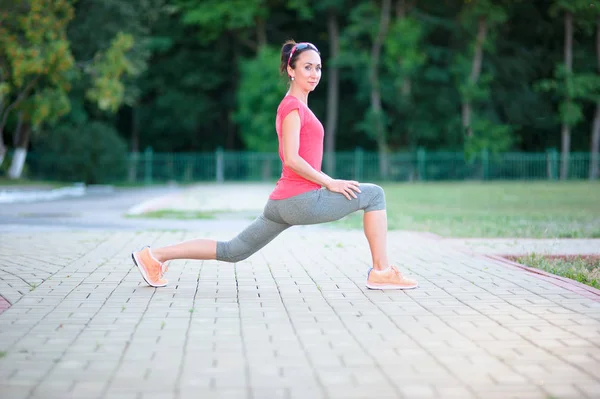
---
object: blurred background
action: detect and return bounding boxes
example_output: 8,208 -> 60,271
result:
1,0 -> 600,184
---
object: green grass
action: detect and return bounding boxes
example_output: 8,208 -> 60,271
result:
511,254 -> 600,289
333,181 -> 600,238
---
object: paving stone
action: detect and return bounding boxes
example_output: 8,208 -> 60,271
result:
0,229 -> 599,399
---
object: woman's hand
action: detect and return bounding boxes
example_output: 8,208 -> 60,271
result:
325,179 -> 361,200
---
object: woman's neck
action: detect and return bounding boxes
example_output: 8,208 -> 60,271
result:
287,88 -> 309,105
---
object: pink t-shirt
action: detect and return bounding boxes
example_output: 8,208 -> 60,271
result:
269,95 -> 324,200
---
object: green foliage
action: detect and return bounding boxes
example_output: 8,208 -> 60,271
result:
2,0 -> 599,172
235,46 -> 285,152
458,72 -> 493,103
464,118 -> 513,155
133,12 -> 231,151
67,0 -> 161,110
31,121 -> 128,184
25,87 -> 71,127
384,17 -> 427,78
549,0 -> 592,17
85,32 -> 137,112
536,65 -> 600,128
0,0 -> 76,127
460,0 -> 508,26
181,0 -> 265,34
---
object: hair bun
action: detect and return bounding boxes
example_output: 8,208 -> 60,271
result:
280,40 -> 297,74
282,41 -> 296,56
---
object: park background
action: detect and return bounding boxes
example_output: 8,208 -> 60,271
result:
1,3 -> 600,397
1,0 -> 600,184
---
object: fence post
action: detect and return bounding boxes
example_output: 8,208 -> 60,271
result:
481,148 -> 489,180
144,147 -> 153,185
417,147 -> 426,181
216,147 -> 224,183
354,147 -> 363,181
546,148 -> 558,180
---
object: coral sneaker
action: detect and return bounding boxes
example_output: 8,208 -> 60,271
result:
132,246 -> 168,287
366,266 -> 418,290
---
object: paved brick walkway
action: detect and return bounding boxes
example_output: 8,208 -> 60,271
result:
0,228 -> 599,399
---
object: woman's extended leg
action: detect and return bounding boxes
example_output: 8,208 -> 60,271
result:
132,213 -> 290,287
152,239 -> 217,263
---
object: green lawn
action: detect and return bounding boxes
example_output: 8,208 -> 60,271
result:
510,254 -> 600,289
334,181 -> 600,238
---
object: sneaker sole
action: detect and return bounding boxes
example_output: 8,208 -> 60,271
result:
131,252 -> 167,288
365,282 -> 418,290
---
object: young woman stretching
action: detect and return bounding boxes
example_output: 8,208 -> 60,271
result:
132,40 -> 418,291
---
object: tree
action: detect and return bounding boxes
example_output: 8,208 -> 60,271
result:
235,46 -> 285,153
66,0 -> 162,137
383,0 -> 426,149
589,5 -> 600,180
0,0 -> 75,169
538,0 -> 599,179
339,0 -> 393,177
457,0 -> 509,155
555,0 -> 589,179
310,0 -> 348,175
558,1 -> 575,179
369,0 -> 392,178
590,13 -> 600,180
0,0 -> 140,179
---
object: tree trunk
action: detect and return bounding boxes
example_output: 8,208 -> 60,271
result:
325,11 -> 340,176
370,0 -> 392,179
0,98 -> 6,167
590,103 -> 600,179
256,16 -> 267,48
13,111 -> 24,147
131,106 -> 139,153
0,140 -> 5,168
128,106 -> 140,182
396,0 -> 413,147
462,16 -> 487,138
560,11 -> 573,180
8,121 -> 31,180
228,35 -> 240,150
590,17 -> 600,180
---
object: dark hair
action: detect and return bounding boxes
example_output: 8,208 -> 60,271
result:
279,40 -> 320,78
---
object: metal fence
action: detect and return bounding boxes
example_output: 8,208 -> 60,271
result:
124,148 -> 595,183
20,148 -> 598,184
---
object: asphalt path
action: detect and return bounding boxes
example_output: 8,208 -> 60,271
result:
0,185 -> 257,232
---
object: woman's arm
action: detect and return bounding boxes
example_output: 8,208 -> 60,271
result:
281,110 -> 360,200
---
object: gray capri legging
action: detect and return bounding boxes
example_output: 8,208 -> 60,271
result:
216,183 -> 386,262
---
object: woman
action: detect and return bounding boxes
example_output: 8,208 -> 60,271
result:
132,40 -> 418,291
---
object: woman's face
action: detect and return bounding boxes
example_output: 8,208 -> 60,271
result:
288,50 -> 322,92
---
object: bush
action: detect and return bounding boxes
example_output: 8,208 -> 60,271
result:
30,121 -> 128,184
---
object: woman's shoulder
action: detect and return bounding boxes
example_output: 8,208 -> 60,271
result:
278,95 -> 302,107
277,95 -> 304,116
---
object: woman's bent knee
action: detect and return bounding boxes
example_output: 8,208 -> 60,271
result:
215,241 -> 251,263
362,183 -> 386,212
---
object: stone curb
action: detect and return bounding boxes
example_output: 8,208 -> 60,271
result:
485,253 -> 600,301
417,231 -> 600,301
